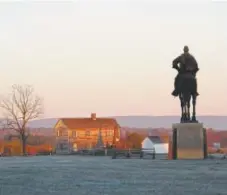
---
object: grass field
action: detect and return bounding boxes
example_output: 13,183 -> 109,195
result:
0,156 -> 226,195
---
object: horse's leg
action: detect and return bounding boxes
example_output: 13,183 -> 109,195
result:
188,95 -> 191,122
184,101 -> 188,122
186,100 -> 190,122
180,95 -> 187,123
183,104 -> 187,122
183,93 -> 190,122
182,96 -> 187,122
192,94 -> 197,122
180,95 -> 184,122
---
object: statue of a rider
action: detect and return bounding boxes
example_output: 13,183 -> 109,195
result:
172,46 -> 199,97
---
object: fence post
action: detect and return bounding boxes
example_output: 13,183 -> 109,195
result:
203,128 -> 208,159
140,150 -> 143,159
152,150 -> 155,159
112,150 -> 117,159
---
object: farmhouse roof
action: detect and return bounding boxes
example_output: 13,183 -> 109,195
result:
55,113 -> 120,129
148,136 -> 166,144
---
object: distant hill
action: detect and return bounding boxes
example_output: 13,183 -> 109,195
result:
24,116 -> 227,130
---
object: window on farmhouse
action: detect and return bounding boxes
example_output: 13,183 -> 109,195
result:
57,130 -> 62,137
86,131 -> 90,136
72,131 -> 77,138
107,130 -> 113,136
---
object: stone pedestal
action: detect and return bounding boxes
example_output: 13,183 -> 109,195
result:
172,123 -> 207,160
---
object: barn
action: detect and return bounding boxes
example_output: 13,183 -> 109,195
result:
141,136 -> 168,154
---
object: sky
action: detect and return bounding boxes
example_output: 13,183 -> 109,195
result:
0,0 -> 227,118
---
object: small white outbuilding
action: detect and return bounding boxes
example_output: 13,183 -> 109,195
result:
141,136 -> 168,154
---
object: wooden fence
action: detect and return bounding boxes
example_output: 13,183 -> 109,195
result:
68,148 -> 168,160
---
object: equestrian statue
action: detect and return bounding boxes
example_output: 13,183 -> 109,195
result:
172,46 -> 199,123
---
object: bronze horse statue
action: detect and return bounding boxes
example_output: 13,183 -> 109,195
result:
176,72 -> 198,123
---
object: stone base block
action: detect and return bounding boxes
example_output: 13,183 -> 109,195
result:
172,123 -> 207,160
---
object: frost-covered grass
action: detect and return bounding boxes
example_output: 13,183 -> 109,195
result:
0,156 -> 227,195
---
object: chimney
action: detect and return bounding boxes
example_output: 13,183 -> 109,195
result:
91,113 -> 96,120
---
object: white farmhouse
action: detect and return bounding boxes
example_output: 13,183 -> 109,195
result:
141,136 -> 168,154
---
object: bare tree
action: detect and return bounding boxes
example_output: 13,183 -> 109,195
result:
0,84 -> 43,155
